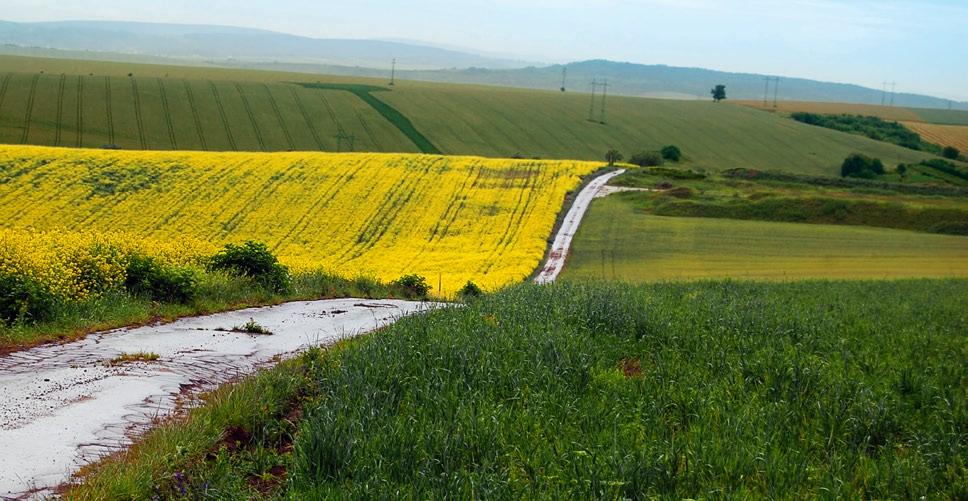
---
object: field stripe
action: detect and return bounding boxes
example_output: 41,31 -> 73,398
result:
289,87 -> 324,150
158,78 -> 177,149
75,76 -> 83,147
183,81 -> 208,150
130,78 -> 148,149
235,84 -> 266,151
210,82 -> 237,151
104,77 -> 115,146
355,111 -> 381,150
19,74 -> 40,145
54,74 -> 66,147
265,84 -> 295,150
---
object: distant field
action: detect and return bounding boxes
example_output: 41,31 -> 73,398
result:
0,145 -> 598,292
0,55 -> 935,175
902,121 -> 968,152
736,100 -> 968,126
562,195 -> 968,282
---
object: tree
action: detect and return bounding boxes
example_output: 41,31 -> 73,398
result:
711,85 -> 727,102
840,153 -> 885,179
660,145 -> 682,162
942,146 -> 960,160
605,149 -> 623,166
897,164 -> 907,177
629,151 -> 663,167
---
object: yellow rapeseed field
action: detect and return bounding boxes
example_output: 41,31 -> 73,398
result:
0,145 -> 599,294
0,229 -> 214,300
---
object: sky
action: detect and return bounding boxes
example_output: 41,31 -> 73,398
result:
2,0 -> 967,101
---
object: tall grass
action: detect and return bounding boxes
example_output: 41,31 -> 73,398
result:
76,280 -> 966,498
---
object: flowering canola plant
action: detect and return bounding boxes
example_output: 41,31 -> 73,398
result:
0,145 -> 600,294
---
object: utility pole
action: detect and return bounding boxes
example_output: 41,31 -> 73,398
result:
772,77 -> 780,109
389,58 -> 396,86
763,76 -> 770,107
599,79 -> 609,124
588,79 -> 598,122
560,66 -> 567,92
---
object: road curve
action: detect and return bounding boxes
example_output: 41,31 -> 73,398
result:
535,169 -> 626,284
0,299 -> 432,499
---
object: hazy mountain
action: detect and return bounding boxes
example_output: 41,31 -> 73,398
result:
0,20 -> 533,70
0,20 -> 963,110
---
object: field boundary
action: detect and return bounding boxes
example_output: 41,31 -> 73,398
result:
299,83 -> 441,154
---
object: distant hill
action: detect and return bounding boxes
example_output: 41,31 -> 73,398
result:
0,20 -> 533,70
290,60 -> 966,111
0,20 -> 964,110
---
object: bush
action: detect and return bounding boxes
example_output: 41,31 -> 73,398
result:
605,149 -> 623,166
458,281 -> 484,300
124,254 -> 198,304
660,145 -> 682,162
0,272 -> 56,325
629,151 -> 664,167
209,241 -> 291,293
841,154 -> 885,179
392,274 -> 431,299
942,146 -> 960,160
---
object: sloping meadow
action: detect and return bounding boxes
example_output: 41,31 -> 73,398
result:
0,145 -> 599,293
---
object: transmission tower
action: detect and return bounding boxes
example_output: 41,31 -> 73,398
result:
599,79 -> 609,124
560,66 -> 567,92
772,77 -> 781,108
335,129 -> 356,152
889,81 -> 897,106
881,82 -> 888,106
763,76 -> 771,106
588,79 -> 599,122
389,58 -> 396,86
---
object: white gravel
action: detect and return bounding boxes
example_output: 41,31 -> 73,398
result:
534,169 -> 626,284
0,298 -> 432,499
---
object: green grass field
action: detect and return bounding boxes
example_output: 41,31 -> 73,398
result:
562,195 -> 968,282
0,54 -> 936,174
71,281 -> 968,499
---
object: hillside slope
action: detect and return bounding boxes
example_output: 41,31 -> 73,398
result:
0,55 -> 934,175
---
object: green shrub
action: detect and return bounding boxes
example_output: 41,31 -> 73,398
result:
392,274 -> 431,299
458,280 -> 484,300
0,272 -> 56,325
629,151 -> 664,167
841,153 -> 885,179
124,254 -> 198,304
942,146 -> 960,160
209,241 -> 291,293
660,145 -> 682,162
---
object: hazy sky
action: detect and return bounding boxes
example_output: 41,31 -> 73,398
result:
2,0 -> 967,101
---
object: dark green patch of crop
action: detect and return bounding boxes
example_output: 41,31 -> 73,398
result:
299,82 -> 441,154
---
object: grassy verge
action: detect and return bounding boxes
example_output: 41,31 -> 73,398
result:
0,270 -> 411,354
70,280 -> 967,498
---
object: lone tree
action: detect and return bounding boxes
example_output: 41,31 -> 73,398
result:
711,85 -> 727,102
605,149 -> 623,166
840,153 -> 885,179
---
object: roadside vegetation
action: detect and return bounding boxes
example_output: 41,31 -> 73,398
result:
0,234 -> 422,351
70,281 -> 968,499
